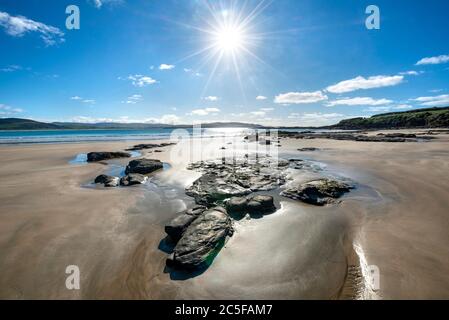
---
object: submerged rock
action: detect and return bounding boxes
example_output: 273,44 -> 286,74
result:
119,173 -> 148,186
125,159 -> 163,175
87,152 -> 131,162
165,206 -> 207,243
298,147 -> 319,152
281,179 -> 353,205
226,195 -> 276,215
166,207 -> 233,270
94,174 -> 119,187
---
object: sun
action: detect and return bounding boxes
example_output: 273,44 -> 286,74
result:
213,25 -> 245,53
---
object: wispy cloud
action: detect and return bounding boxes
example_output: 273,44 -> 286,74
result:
190,107 -> 221,116
0,65 -> 23,72
122,94 -> 143,104
71,114 -> 180,125
256,95 -> 267,100
416,55 -> 449,66
287,112 -> 347,126
159,64 -> 175,70
89,0 -> 123,9
126,75 -> 157,87
399,70 -> 422,76
0,11 -> 64,46
274,91 -> 328,104
326,75 -> 404,94
70,96 -> 95,104
203,96 -> 219,102
326,97 -> 393,107
411,94 -> 449,106
0,103 -> 24,116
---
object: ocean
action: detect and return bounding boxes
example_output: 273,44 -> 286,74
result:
0,127 -> 322,144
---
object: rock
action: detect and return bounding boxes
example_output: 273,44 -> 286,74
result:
298,147 -> 319,152
94,174 -> 119,187
247,195 -> 276,213
87,152 -> 131,162
281,179 -> 352,205
126,142 -> 176,151
166,207 -> 233,270
125,159 -> 163,175
165,206 -> 207,243
154,150 -> 163,153
119,173 -> 148,186
226,195 -> 276,215
226,197 -> 248,213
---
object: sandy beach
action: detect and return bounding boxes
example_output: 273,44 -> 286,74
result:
0,131 -> 449,299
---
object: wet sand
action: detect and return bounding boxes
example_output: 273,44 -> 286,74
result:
0,131 -> 448,299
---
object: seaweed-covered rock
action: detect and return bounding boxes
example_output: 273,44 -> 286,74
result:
87,152 -> 131,162
165,206 -> 207,243
125,159 -> 163,175
166,207 -> 233,270
119,173 -> 148,186
94,174 -> 119,187
281,179 -> 352,205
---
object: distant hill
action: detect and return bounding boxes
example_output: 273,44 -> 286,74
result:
0,118 -> 264,130
331,107 -> 449,130
0,118 -> 62,130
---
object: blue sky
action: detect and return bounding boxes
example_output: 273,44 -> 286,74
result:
0,0 -> 448,126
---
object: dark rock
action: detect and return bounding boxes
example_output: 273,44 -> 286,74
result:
87,152 -> 131,162
167,207 -> 233,270
165,206 -> 207,243
125,159 -> 163,175
298,147 -> 319,152
94,174 -> 119,187
281,179 -> 353,205
246,195 -> 276,213
226,195 -> 276,215
126,142 -> 176,151
119,173 -> 147,186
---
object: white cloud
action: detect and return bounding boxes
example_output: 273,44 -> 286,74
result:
203,96 -> 219,102
416,55 -> 449,66
122,94 -> 142,104
184,68 -> 203,77
70,96 -> 95,104
89,0 -> 123,9
411,94 -> 449,106
287,112 -> 347,126
395,104 -> 412,110
260,108 -> 274,111
0,65 -> 22,72
326,97 -> 393,107
250,111 -> 266,117
159,64 -> 175,70
0,11 -> 64,46
256,95 -> 267,100
399,70 -> 422,76
190,108 -> 221,116
274,91 -> 328,104
127,74 -> 157,87
71,114 -> 181,125
0,103 -> 23,116
326,75 -> 404,94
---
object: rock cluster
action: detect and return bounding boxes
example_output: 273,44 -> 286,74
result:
281,179 -> 353,205
119,173 -> 148,186
87,152 -> 131,162
185,158 -> 290,206
277,131 -> 434,142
